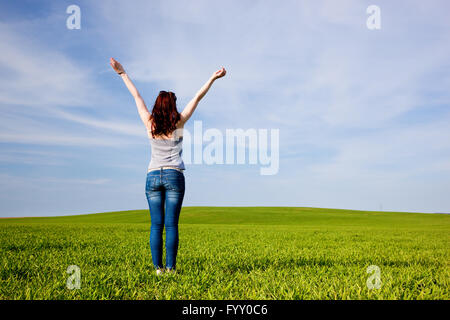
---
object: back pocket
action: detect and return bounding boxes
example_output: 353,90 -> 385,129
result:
166,173 -> 185,192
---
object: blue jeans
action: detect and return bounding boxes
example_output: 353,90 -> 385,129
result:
145,168 -> 185,270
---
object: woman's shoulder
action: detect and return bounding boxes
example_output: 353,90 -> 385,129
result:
176,118 -> 184,129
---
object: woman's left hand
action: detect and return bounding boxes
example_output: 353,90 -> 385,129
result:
212,66 -> 226,80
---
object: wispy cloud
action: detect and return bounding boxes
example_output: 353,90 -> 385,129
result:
0,20 -> 147,147
0,22 -> 104,108
49,108 -> 145,137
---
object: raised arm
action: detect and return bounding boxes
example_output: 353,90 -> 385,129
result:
109,57 -> 151,129
180,66 -> 226,124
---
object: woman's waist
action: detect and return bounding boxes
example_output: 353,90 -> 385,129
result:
147,166 -> 185,173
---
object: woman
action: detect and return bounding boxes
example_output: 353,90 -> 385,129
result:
109,57 -> 226,275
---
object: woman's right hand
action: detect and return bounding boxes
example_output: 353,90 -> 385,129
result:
212,66 -> 226,80
110,57 -> 125,74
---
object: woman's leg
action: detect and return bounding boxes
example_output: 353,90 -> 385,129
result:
163,169 -> 185,270
145,172 -> 165,269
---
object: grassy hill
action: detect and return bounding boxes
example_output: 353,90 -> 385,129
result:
1,206 -> 447,228
0,207 -> 449,300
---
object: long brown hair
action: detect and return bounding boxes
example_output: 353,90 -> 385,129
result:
150,91 -> 180,138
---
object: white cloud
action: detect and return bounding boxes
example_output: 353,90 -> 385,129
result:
0,22 -> 105,108
0,21 -> 147,146
49,108 -> 145,137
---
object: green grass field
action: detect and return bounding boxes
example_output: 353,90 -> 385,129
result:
0,207 -> 449,299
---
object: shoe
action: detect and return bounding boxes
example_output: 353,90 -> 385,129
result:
165,268 -> 176,275
156,268 -> 164,276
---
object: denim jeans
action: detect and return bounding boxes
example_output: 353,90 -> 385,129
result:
145,168 -> 185,270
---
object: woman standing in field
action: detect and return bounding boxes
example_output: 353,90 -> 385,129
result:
109,58 -> 226,275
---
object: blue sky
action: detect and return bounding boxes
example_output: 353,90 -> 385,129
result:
1,0 -> 449,217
